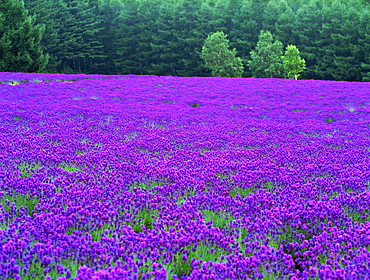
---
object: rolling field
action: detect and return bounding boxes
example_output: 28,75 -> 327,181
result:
0,73 -> 370,279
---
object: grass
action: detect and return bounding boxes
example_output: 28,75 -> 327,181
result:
90,223 -> 114,241
188,102 -> 201,107
59,163 -> 82,173
165,242 -> 228,279
67,207 -> 158,240
344,207 -> 370,224
202,209 -> 230,229
149,123 -> 165,129
201,209 -> 250,249
126,239 -> 278,279
134,201 -> 160,233
124,132 -> 137,140
0,192 -> 39,218
129,180 -> 164,192
8,79 -> 27,85
75,149 -> 86,155
18,162 -> 42,178
324,117 -> 335,123
106,179 -> 162,233
131,208 -> 159,233
22,258 -> 80,280
263,181 -> 276,193
176,196 -> 186,206
199,148 -> 212,155
184,187 -> 196,199
1,79 -> 74,86
49,140 -> 60,146
229,186 -> 255,198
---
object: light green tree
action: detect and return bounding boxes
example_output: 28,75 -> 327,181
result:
200,31 -> 244,77
282,44 -> 306,79
248,30 -> 285,78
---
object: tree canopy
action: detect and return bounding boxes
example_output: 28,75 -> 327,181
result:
0,0 -> 48,72
15,0 -> 370,81
200,31 -> 244,77
248,30 -> 285,78
282,45 -> 306,79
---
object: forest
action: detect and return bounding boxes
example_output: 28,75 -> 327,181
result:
2,0 -> 370,81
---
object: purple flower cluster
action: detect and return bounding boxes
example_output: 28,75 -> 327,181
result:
0,72 -> 369,279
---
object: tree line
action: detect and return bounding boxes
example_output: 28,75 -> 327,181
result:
2,0 -> 370,81
201,30 -> 306,79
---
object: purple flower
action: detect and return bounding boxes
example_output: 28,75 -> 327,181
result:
41,256 -> 52,267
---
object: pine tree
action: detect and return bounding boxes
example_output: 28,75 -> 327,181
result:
24,0 -> 60,72
67,0 -> 104,73
359,8 -> 370,81
200,31 -> 244,77
293,0 -> 322,80
92,0 -> 121,74
172,0 -> 210,77
115,0 -> 158,75
282,45 -> 306,79
0,0 -> 48,72
315,0 -> 362,81
149,1 -> 179,76
38,0 -> 104,73
248,30 -> 285,78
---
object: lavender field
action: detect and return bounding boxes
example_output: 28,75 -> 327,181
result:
0,72 -> 370,280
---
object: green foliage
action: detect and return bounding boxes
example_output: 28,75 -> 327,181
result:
200,31 -> 244,77
90,223 -> 114,241
165,242 -> 228,279
19,0 -> 370,81
18,162 -> 42,178
25,0 -> 104,73
57,0 -> 104,73
0,0 -> 49,72
248,30 -> 285,78
229,186 -> 255,198
172,0 -> 214,76
22,258 -> 80,279
344,207 -> 370,224
0,192 -> 39,218
130,208 -> 158,233
315,0 -> 362,81
23,0 -> 60,72
324,117 -> 334,123
188,102 -> 202,108
130,180 -> 163,192
60,163 -> 82,173
203,209 -> 230,228
114,0 -> 156,75
124,133 -> 137,141
282,45 -> 306,79
360,9 -> 370,81
264,0 -> 295,45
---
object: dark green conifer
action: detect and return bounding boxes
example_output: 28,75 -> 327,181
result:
0,0 -> 48,72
